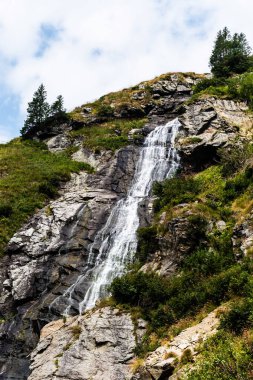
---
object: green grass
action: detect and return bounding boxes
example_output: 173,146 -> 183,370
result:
70,118 -> 147,151
0,139 -> 92,255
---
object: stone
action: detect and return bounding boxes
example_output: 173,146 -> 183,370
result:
177,98 -> 251,171
28,307 -> 146,380
133,308 -> 221,380
216,220 -> 227,231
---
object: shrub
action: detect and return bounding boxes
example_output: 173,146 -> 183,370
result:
0,204 -> 13,218
153,176 -> 200,212
180,348 -> 193,364
110,271 -> 169,308
136,226 -> 158,264
220,298 -> 253,334
96,104 -> 114,117
218,143 -> 253,177
181,248 -> 234,277
69,325 -> 82,340
193,78 -> 227,94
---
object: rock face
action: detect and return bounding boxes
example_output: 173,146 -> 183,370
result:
233,211 -> 253,258
140,211 -> 207,276
132,308 -> 221,380
177,98 -> 252,171
28,307 -> 146,380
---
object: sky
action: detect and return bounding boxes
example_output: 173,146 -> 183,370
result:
0,0 -> 252,142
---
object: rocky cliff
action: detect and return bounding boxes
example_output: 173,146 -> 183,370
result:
0,72 -> 252,380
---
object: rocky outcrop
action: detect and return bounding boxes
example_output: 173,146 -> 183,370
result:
233,211 -> 253,259
141,209 -> 207,276
28,307 -> 146,380
132,308 -> 221,380
71,73 -> 199,129
0,144 -> 139,378
177,98 -> 252,171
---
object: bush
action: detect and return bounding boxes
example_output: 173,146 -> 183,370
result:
0,204 -> 13,218
96,104 -> 114,117
110,271 -> 169,308
181,248 -> 234,277
136,226 -> 158,264
111,260 -> 253,330
153,176 -> 200,212
223,168 -> 253,201
220,298 -> 253,334
218,143 -> 253,177
193,78 -> 227,94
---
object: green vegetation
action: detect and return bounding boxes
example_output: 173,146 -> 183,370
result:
220,297 -> 253,335
209,27 -> 252,77
136,226 -> 158,264
153,176 -> 200,212
218,142 -> 253,177
192,27 -> 253,108
186,330 -> 253,380
0,139 -> 92,255
69,325 -> 82,340
192,72 -> 253,109
111,260 -> 253,351
70,118 -> 147,152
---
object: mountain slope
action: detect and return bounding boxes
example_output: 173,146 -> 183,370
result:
0,71 -> 252,379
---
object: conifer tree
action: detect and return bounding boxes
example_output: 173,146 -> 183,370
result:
209,27 -> 252,77
21,84 -> 50,136
50,95 -> 65,116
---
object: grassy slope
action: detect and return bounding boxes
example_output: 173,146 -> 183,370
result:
70,118 -> 147,152
0,139 -> 92,255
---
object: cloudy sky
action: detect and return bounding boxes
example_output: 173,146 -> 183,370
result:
0,0 -> 252,142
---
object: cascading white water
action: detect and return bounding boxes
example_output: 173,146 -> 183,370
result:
51,118 -> 180,315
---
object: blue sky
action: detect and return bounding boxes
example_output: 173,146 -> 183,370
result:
0,0 -> 252,142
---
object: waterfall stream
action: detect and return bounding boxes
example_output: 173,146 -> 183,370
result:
50,118 -> 180,315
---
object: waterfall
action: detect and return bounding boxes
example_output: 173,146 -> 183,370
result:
50,118 -> 180,315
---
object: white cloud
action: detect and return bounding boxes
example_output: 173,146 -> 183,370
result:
0,0 -> 252,138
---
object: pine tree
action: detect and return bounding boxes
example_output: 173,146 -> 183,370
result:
209,27 -> 252,77
50,95 -> 65,116
21,84 -> 50,136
